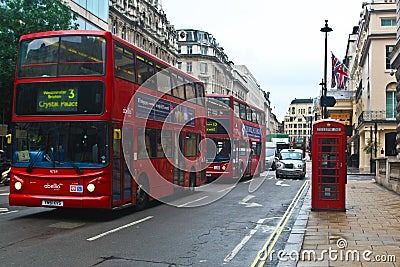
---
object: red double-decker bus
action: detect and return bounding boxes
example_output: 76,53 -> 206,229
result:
205,95 -> 266,181
292,136 -> 307,158
9,30 -> 207,210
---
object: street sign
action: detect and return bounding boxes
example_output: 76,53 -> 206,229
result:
320,96 -> 336,107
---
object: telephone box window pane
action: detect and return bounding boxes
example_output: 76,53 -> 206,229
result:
318,185 -> 338,200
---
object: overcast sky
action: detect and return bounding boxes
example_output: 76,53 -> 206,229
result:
161,0 -> 365,121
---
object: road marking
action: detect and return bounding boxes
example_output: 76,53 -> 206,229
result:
217,185 -> 235,193
0,193 -> 9,196
0,210 -> 18,215
86,216 -> 153,241
275,180 -> 290,187
239,195 -> 263,208
239,195 -> 255,204
177,196 -> 208,208
0,208 -> 8,212
244,202 -> 263,208
251,180 -> 309,267
224,218 -> 267,262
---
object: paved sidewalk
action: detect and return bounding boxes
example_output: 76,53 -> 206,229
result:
296,179 -> 400,266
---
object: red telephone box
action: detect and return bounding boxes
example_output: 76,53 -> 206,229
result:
311,119 -> 346,211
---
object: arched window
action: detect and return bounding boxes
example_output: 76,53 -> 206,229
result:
386,82 -> 397,119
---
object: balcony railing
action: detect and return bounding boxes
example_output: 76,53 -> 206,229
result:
357,110 -> 395,125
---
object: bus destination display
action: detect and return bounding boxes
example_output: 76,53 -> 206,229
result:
37,88 -> 78,112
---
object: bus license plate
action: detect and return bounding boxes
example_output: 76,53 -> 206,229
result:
42,200 -> 64,207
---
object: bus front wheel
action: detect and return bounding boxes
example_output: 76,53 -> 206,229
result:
189,171 -> 197,191
136,176 -> 149,211
240,163 -> 244,178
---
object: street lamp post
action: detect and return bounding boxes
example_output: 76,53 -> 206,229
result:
321,20 -> 333,119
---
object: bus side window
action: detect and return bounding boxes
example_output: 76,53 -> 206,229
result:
196,83 -> 205,106
185,81 -> 196,103
137,128 -> 148,159
114,43 -> 136,83
136,54 -> 155,89
156,64 -> 172,94
172,74 -> 186,100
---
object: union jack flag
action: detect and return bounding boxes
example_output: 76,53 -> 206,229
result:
331,52 -> 348,89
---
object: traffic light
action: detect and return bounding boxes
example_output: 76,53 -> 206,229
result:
320,95 -> 336,107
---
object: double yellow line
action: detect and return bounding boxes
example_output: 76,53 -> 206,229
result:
251,180 -> 309,267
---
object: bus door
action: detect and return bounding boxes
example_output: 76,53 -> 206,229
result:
112,127 -> 133,207
232,140 -> 239,177
173,131 -> 185,186
246,141 -> 252,176
122,128 -> 133,203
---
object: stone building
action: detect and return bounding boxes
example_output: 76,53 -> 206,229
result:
65,0 -> 178,65
343,1 -> 397,173
175,29 -> 276,131
284,98 -> 315,149
63,0 -> 279,134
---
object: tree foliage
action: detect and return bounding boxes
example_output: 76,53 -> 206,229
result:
0,0 -> 78,123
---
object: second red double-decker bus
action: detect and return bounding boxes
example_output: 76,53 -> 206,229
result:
9,30 -> 207,210
205,94 -> 266,181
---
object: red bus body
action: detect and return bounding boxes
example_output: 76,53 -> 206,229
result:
9,30 -> 207,209
205,94 -> 266,180
292,136 -> 307,158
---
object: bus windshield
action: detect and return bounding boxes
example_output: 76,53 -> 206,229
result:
207,138 -> 231,162
12,121 -> 109,169
18,35 -> 106,77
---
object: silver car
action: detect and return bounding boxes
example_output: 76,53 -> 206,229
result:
275,149 -> 306,179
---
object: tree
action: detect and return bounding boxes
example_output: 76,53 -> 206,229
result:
0,0 -> 78,124
363,138 -> 379,155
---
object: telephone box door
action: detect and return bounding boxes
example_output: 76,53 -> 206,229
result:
311,120 -> 346,211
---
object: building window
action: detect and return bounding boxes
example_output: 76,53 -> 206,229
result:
201,46 -> 207,55
386,45 -> 394,69
121,26 -> 126,40
177,45 -> 181,54
112,20 -> 117,34
198,31 -> 206,41
177,62 -> 182,70
291,107 -> 295,114
186,62 -> 192,73
186,31 -> 194,41
386,91 -> 397,119
187,45 -> 192,54
200,62 -> 207,73
381,18 -> 396,27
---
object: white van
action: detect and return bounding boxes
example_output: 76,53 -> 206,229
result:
265,142 -> 276,170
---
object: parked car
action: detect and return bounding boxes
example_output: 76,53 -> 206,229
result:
275,148 -> 306,179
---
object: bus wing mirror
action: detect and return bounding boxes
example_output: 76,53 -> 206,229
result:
6,134 -> 11,144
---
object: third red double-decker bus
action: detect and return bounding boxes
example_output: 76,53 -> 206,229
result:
205,94 -> 266,181
9,30 -> 207,210
292,136 -> 307,158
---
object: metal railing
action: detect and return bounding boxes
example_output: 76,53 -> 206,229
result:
357,110 -> 393,125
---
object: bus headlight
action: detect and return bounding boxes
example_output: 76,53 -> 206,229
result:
222,165 -> 226,171
87,183 -> 96,192
14,181 -> 22,191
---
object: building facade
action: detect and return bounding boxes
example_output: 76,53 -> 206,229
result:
284,98 -> 315,150
344,1 -> 397,172
65,0 -> 178,65
176,29 -> 275,131
64,0 -> 109,30
64,1 -> 279,134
